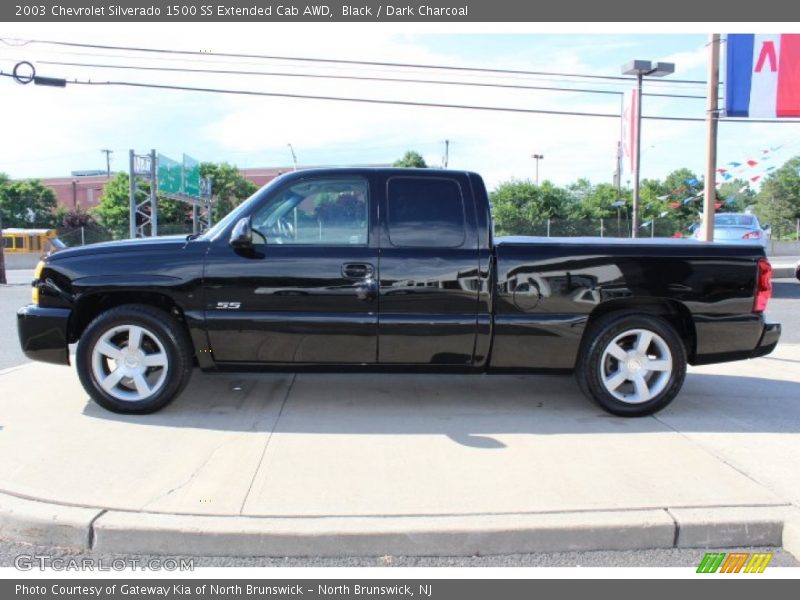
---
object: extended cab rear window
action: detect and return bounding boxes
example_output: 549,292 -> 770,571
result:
386,177 -> 466,248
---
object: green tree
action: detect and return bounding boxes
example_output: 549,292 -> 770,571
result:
0,179 -> 58,228
95,173 -> 137,239
566,179 -> 621,219
663,168 -> 700,197
392,151 -> 428,168
95,172 -> 194,238
490,179 -> 571,236
754,193 -> 796,239
754,157 -> 800,233
718,179 -> 756,213
200,162 -> 258,223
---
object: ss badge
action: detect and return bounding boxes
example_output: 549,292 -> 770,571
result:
216,301 -> 241,310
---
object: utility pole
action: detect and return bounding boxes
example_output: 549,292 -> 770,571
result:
443,139 -> 450,168
702,34 -> 721,243
149,148 -> 158,236
129,150 -> 136,239
101,149 -> 113,179
288,144 -> 298,171
532,154 -> 544,185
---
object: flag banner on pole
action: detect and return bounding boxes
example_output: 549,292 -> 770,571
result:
621,88 -> 638,171
726,33 -> 800,117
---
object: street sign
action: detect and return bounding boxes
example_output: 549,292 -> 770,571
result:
183,154 -> 201,197
157,154 -> 182,195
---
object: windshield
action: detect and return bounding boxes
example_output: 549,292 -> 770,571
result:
198,175 -> 287,241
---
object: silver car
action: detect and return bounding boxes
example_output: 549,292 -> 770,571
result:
692,213 -> 769,248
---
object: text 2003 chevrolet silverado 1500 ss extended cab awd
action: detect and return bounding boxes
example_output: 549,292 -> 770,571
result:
18,168 -> 780,416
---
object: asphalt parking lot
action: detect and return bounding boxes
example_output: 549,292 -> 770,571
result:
1,269 -> 799,566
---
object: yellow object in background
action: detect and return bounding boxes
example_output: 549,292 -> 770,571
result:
31,260 -> 45,305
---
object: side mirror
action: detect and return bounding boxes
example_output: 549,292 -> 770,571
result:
230,217 -> 253,249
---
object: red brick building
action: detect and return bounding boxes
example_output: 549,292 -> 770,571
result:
43,175 -> 110,211
39,165 -> 383,211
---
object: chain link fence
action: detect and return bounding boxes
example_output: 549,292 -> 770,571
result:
56,226 -> 114,247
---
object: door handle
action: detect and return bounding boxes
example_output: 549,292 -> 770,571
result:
342,263 -> 374,279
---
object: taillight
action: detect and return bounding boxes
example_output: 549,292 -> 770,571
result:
754,258 -> 773,313
743,230 -> 763,239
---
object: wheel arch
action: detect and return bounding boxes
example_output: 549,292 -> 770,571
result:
583,297 -> 696,362
69,290 -> 186,344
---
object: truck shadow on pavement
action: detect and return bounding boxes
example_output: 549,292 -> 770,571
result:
81,371 -> 800,447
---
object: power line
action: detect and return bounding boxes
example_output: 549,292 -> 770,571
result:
0,49 -> 711,93
4,69 -> 800,124
0,36 -> 710,86
22,58 -> 709,100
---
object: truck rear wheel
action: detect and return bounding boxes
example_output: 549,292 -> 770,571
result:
76,304 -> 194,414
575,313 -> 686,417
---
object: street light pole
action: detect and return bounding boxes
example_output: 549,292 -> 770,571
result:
532,153 -> 544,185
632,71 -> 643,239
622,60 -> 675,238
702,34 -> 721,243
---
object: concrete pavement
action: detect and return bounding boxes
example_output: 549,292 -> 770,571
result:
1,345 -> 799,558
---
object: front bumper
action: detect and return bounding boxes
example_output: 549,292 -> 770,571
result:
751,321 -> 781,359
17,305 -> 71,365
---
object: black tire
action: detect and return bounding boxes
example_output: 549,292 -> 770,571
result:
575,313 -> 687,417
76,304 -> 194,414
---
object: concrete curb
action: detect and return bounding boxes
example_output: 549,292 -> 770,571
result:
782,509 -> 800,563
0,489 -> 794,556
668,506 -> 787,548
0,492 -> 101,549
91,509 -> 677,557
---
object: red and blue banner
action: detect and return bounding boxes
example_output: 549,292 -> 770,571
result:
726,34 -> 800,118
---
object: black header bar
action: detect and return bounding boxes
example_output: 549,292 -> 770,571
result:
0,0 -> 786,22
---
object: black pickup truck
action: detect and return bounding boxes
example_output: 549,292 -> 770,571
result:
17,168 -> 780,416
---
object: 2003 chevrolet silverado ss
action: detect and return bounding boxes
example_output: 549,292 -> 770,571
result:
17,168 -> 780,416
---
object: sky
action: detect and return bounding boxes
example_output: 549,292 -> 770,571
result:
2,23 -> 800,190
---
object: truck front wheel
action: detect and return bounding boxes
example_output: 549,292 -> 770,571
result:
575,313 -> 686,417
76,304 -> 194,414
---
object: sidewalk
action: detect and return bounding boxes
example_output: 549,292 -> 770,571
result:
1,346 -> 799,558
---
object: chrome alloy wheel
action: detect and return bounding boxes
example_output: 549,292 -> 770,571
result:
90,324 -> 169,402
599,328 -> 673,404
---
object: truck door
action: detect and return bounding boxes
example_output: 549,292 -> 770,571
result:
377,174 -> 480,365
203,174 -> 378,364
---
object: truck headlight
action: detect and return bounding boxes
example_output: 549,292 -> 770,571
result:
32,260 -> 45,305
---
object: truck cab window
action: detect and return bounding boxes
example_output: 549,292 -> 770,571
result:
251,178 -> 369,245
387,177 -> 466,247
